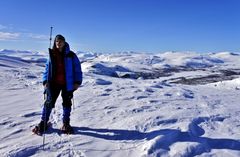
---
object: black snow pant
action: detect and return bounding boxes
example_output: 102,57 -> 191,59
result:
41,84 -> 73,123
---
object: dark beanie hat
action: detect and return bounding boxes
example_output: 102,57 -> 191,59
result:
55,34 -> 65,42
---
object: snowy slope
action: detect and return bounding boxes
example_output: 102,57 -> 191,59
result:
0,49 -> 240,157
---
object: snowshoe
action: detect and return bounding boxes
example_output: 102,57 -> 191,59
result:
61,122 -> 74,134
32,121 -> 50,135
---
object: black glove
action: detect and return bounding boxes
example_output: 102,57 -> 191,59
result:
67,91 -> 73,99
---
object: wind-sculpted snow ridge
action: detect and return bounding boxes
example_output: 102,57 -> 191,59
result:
0,50 -> 240,157
141,115 -> 240,157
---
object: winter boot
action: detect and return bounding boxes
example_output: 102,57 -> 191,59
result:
61,121 -> 73,134
32,121 -> 48,135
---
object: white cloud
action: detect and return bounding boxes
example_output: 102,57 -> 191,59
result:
0,26 -> 48,41
0,25 -> 7,30
0,32 -> 20,40
28,33 -> 48,40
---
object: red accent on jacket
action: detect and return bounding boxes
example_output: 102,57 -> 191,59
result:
53,50 -> 66,85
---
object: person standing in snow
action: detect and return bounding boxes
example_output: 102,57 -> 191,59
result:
33,34 -> 82,134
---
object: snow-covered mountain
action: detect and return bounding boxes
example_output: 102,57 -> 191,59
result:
0,50 -> 240,157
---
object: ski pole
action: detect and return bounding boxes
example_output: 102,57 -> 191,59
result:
49,26 -> 53,48
43,96 -> 47,150
42,89 -> 47,150
43,26 -> 53,150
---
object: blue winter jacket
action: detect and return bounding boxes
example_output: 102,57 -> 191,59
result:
42,43 -> 82,91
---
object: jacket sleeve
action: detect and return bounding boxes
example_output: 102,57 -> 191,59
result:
42,59 -> 49,85
73,55 -> 83,85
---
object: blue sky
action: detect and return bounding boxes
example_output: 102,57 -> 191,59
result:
0,0 -> 240,53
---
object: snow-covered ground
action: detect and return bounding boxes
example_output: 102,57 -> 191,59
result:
0,49 -> 240,157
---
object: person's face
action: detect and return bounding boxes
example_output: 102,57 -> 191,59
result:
55,39 -> 65,50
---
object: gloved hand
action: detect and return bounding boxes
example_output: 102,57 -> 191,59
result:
74,83 -> 80,91
43,83 -> 49,90
67,91 -> 73,99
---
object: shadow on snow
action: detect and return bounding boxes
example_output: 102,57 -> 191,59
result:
73,126 -> 240,155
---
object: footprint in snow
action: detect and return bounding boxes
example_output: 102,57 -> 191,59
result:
99,93 -> 110,96
182,89 -> 194,99
95,79 -> 112,85
20,111 -> 41,118
104,88 -> 113,92
188,116 -> 226,137
144,88 -> 155,93
6,145 -> 42,157
0,120 -> 13,126
132,106 -> 152,113
136,96 -> 148,100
